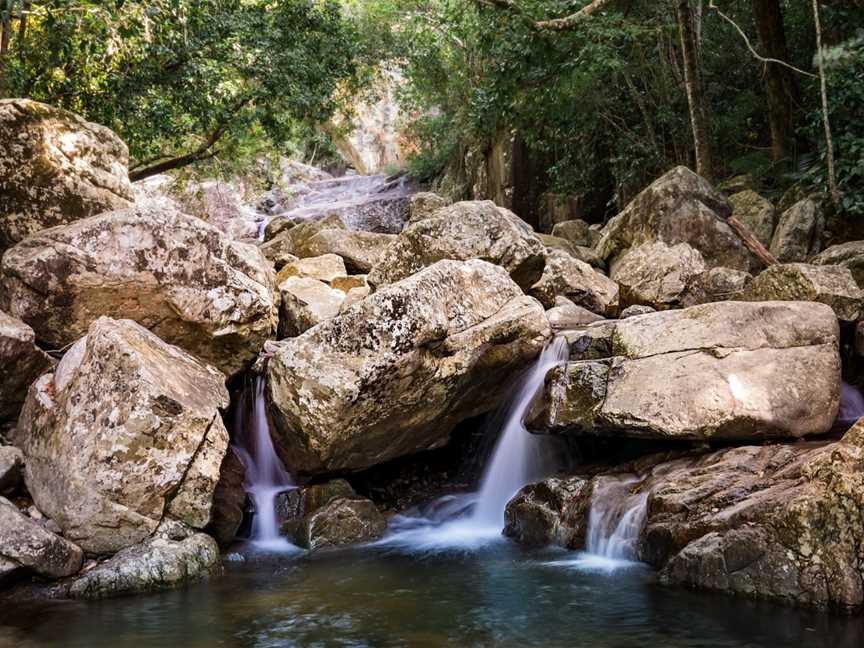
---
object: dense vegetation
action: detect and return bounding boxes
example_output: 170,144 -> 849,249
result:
1,1 -> 862,218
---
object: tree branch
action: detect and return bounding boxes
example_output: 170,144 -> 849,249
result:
537,0 -> 616,30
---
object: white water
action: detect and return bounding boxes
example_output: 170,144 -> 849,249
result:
232,377 -> 299,552
381,336 -> 570,551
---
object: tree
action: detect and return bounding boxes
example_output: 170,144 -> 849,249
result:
676,0 -> 713,180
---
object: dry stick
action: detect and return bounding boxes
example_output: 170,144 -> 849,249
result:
811,0 -> 841,208
727,216 -> 778,267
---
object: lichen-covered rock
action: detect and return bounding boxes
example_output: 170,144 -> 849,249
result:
12,318 -> 230,555
68,532 -> 219,599
551,219 -> 595,248
745,263 -> 863,321
0,496 -> 83,581
0,311 -> 55,427
812,240 -> 864,287
298,229 -> 397,274
0,99 -> 134,252
770,199 -> 823,262
276,254 -> 347,285
610,241 -> 706,310
509,423 -> 864,610
267,259 -> 550,475
368,200 -> 546,291
278,277 -> 346,338
529,250 -> 619,316
597,167 -> 758,272
1,204 -> 277,377
728,190 -> 776,248
0,446 -> 23,495
528,301 -> 840,441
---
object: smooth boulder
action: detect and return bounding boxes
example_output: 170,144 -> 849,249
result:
1,204 -> 278,377
0,99 -> 134,252
528,301 -> 840,441
368,200 -> 546,291
610,241 -> 706,310
13,318 -> 230,554
0,310 -> 55,427
267,259 -> 550,475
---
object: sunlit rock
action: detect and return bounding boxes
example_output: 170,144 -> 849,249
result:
278,277 -> 346,338
610,241 -> 706,310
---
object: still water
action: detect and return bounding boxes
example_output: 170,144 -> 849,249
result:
2,540 -> 862,648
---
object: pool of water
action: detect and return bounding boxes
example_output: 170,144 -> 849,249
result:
2,539 -> 862,648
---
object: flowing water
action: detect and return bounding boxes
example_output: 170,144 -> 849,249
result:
231,377 -> 298,552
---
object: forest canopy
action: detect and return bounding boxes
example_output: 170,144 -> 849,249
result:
1,0 -> 862,218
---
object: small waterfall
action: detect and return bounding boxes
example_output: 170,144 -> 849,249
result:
232,376 -> 297,551
836,381 -> 864,429
471,336 -> 571,529
584,477 -> 648,563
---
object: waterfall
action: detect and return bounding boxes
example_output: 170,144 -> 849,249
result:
836,381 -> 864,429
584,477 -> 648,562
470,336 -> 571,529
232,376 -> 298,551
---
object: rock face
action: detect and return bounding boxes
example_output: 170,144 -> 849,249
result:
507,423 -> 864,609
597,167 -> 758,272
277,480 -> 386,550
529,250 -> 619,316
728,190 -> 776,248
745,263 -> 863,322
368,200 -> 546,291
812,241 -> 864,287
13,318 -> 230,555
528,301 -> 840,441
0,496 -> 83,581
770,199 -> 823,262
68,532 -> 219,599
267,259 -> 550,475
0,99 -> 134,252
609,241 -> 706,310
278,277 -> 346,338
0,311 -> 55,427
178,180 -> 260,240
206,448 -> 246,548
1,204 -> 278,378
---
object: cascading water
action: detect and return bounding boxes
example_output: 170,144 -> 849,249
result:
232,376 -> 298,551
584,477 -> 648,563
382,336 -> 570,549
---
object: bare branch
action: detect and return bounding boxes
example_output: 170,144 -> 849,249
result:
537,0 -> 616,30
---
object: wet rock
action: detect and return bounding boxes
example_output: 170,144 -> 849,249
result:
68,532 -> 219,599
597,167 -> 758,272
528,301 -> 840,441
0,496 -> 83,581
267,259 -> 550,475
812,241 -> 864,287
545,297 -> 605,332
551,219 -> 595,248
12,318 -> 230,554
278,277 -> 346,337
503,477 -> 590,548
770,199 -> 823,262
206,448 -> 246,548
529,250 -> 619,316
745,263 -> 863,321
368,200 -> 546,291
1,204 -> 277,378
0,311 -> 55,427
0,99 -> 134,253
610,241 -> 706,310
728,190 -> 776,248
276,253 -> 347,285
298,229 -> 397,274
0,446 -> 23,495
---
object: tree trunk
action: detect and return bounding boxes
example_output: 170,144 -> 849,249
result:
677,0 -> 713,181
751,0 -> 798,161
0,2 -> 11,99
18,1 -> 29,44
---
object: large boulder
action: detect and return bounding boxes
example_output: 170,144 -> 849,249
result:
0,99 -> 134,252
278,277 -> 346,338
812,240 -> 864,287
368,200 -> 546,291
728,190 -> 776,248
769,199 -> 823,262
528,301 -> 840,441
551,219 -> 596,248
529,250 -> 619,316
507,423 -> 864,609
596,167 -> 759,273
276,254 -> 347,285
298,229 -> 397,274
0,310 -> 55,427
68,531 -> 219,599
609,241 -> 706,310
267,259 -> 550,475
0,496 -> 83,581
1,204 -> 278,378
12,317 -> 230,555
745,263 -> 863,322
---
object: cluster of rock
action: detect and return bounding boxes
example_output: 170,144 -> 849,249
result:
3,98 -> 864,613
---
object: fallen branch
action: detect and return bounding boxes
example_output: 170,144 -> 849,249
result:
727,216 -> 777,267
